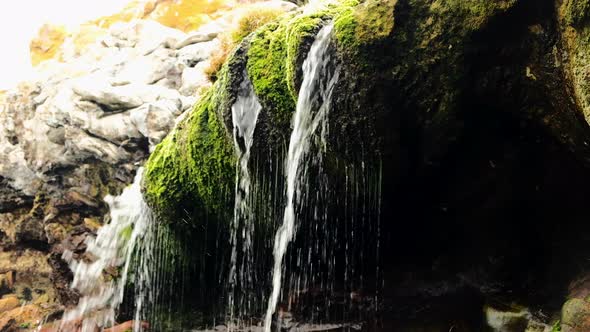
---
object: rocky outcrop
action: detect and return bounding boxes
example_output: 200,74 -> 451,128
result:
142,0 -> 590,330
0,11 -> 228,329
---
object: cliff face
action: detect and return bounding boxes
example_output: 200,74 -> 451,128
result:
143,0 -> 590,330
0,1 -> 297,329
6,0 -> 590,330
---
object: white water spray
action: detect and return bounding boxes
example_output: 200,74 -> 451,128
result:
264,23 -> 340,331
61,169 -> 154,332
228,73 -> 262,320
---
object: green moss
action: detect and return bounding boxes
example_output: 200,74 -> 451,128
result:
231,8 -> 285,42
284,14 -> 325,97
552,320 -> 562,332
565,0 -> 590,27
247,21 -> 296,127
144,70 -> 235,223
247,0 -> 360,127
119,224 -> 132,242
561,0 -> 590,124
334,0 -> 394,51
428,0 -> 516,31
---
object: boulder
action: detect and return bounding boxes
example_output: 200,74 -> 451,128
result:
71,78 -> 144,110
112,48 -> 177,85
180,63 -> 211,96
0,296 -> 19,314
177,39 -> 220,67
562,298 -> 590,332
109,20 -> 187,55
174,31 -> 220,49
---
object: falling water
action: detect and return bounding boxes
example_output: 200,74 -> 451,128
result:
228,73 -> 262,321
61,169 -> 154,332
264,23 -> 340,332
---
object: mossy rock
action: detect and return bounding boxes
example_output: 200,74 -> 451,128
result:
245,0 -> 360,145
560,0 -> 590,126
143,71 -> 236,224
562,298 -> 590,331
564,0 -> 590,28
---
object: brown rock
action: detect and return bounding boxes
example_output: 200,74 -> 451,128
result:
562,298 -> 590,332
0,271 -> 15,291
0,297 -> 19,314
0,304 -> 44,331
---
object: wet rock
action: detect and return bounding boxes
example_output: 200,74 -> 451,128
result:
48,253 -> 78,307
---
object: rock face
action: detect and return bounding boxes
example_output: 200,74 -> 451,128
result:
1,1 -> 303,329
7,0 -> 590,330
0,15 -> 222,328
142,0 -> 590,330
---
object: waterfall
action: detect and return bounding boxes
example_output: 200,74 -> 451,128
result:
228,73 -> 262,322
264,23 -> 340,332
60,168 -> 154,332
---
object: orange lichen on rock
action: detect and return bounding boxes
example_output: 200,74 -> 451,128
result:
29,24 -> 67,66
147,0 -> 231,32
29,0 -> 235,66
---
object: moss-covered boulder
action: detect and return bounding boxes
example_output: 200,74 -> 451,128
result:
142,64 -> 239,224
140,0 -> 590,328
559,0 -> 590,125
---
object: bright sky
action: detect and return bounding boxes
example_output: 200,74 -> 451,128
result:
0,0 -> 134,90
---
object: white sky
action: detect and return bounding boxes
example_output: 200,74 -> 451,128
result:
0,0 -> 134,90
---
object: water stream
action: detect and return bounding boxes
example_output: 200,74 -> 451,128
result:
60,169 -> 154,332
264,23 -> 340,332
228,73 -> 262,322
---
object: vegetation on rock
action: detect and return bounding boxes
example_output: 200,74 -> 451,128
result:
205,5 -> 285,81
143,69 -> 235,224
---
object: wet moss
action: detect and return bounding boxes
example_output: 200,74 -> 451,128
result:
334,0 -> 394,51
560,0 -> 590,124
246,0 -> 360,129
564,0 -> 590,27
247,21 -> 296,128
143,69 -> 235,223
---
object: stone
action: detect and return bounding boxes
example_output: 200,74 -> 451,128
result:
65,127 -> 130,164
129,100 -> 181,147
71,78 -> 144,110
109,20 -> 187,55
177,39 -> 220,67
111,48 -> 177,85
0,297 -> 19,314
0,271 -> 15,291
0,251 -> 57,305
180,63 -> 211,96
174,31 -> 219,49
562,298 -> 590,332
0,304 -> 56,332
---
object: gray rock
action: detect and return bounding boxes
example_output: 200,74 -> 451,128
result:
177,39 -> 220,66
72,79 -> 144,110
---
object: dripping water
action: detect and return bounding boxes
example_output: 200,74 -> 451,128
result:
228,73 -> 262,323
61,169 -> 154,332
264,23 -> 340,332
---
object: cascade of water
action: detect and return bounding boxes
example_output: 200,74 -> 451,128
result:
228,73 -> 262,322
264,23 -> 340,332
60,169 -> 154,332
